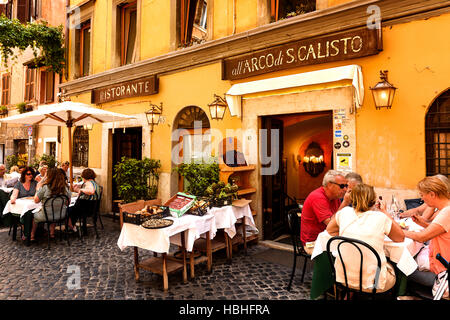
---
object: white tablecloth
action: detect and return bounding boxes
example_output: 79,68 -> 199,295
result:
208,204 -> 258,238
2,196 -> 78,217
311,229 -> 419,276
117,213 -> 217,254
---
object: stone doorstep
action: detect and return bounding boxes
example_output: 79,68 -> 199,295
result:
259,240 -> 293,253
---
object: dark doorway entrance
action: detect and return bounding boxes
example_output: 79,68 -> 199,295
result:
112,127 -> 142,210
262,117 -> 285,240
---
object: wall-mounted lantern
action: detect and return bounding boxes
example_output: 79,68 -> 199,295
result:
145,102 -> 163,132
370,70 -> 397,110
208,94 -> 227,120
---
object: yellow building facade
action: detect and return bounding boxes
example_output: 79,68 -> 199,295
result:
60,0 -> 450,240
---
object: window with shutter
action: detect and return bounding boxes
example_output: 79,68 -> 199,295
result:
119,1 -> 137,66
24,67 -> 35,102
1,73 -> 11,106
179,0 -> 207,47
39,70 -> 54,104
17,0 -> 31,23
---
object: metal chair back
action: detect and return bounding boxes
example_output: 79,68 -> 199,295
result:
326,236 -> 382,298
43,194 -> 69,223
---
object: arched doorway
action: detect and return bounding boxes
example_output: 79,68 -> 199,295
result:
426,89 -> 450,177
172,106 -> 211,192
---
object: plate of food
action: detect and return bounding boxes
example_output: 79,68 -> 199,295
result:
141,218 -> 174,229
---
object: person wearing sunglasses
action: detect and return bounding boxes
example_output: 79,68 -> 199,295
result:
300,170 -> 350,255
10,166 -> 38,205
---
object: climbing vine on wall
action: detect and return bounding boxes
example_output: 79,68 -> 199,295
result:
0,15 -> 65,74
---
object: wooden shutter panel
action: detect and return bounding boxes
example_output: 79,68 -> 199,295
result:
180,0 -> 198,46
0,5 -> 6,16
17,0 -> 31,23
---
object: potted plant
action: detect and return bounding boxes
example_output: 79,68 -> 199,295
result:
174,159 -> 220,197
0,105 -> 8,115
113,157 -> 161,204
17,102 -> 33,113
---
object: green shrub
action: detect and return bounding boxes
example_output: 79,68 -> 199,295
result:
31,154 -> 59,170
113,157 -> 161,204
174,159 -> 220,197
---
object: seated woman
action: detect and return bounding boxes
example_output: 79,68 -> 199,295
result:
67,168 -> 100,232
10,167 -> 38,204
327,183 -> 405,293
31,168 -> 71,241
403,176 -> 450,293
399,174 -> 449,223
35,165 -> 48,183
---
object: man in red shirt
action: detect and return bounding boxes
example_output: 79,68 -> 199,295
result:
300,170 -> 350,254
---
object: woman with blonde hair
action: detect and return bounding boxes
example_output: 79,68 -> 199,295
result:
327,183 -> 405,293
404,176 -> 450,295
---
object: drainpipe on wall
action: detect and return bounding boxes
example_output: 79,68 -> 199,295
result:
232,0 -> 236,35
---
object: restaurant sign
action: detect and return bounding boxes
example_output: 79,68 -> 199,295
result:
91,75 -> 159,104
222,29 -> 381,80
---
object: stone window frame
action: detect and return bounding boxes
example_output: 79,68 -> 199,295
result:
111,0 -> 142,69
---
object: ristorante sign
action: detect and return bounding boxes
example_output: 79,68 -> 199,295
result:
91,75 -> 159,104
222,28 -> 381,80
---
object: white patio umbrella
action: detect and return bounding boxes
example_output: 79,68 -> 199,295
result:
0,101 -> 136,188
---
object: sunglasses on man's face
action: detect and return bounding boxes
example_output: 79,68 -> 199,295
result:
330,181 -> 348,189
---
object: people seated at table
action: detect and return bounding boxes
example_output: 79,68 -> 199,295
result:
0,164 -> 18,188
10,167 -> 38,204
300,170 -> 350,255
402,176 -> 450,292
67,168 -> 100,232
326,183 -> 405,293
400,174 -> 450,223
35,165 -> 48,183
31,168 -> 72,241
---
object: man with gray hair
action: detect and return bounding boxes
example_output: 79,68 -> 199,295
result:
300,170 -> 351,254
0,164 -> 18,188
345,172 -> 363,190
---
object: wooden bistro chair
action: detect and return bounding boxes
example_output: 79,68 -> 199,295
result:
326,236 -> 395,300
42,194 -> 70,249
286,207 -> 311,291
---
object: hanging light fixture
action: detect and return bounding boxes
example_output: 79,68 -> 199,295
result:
83,124 -> 93,130
370,70 -> 397,110
208,94 -> 227,120
302,142 -> 325,177
145,102 -> 163,132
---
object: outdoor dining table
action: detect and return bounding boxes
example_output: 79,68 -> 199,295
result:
206,204 -> 258,260
117,212 -> 217,291
1,195 -> 78,244
309,217 -> 423,299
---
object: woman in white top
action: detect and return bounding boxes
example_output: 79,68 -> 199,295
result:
327,183 -> 405,293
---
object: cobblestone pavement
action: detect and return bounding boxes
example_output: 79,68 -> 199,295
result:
0,217 -> 312,300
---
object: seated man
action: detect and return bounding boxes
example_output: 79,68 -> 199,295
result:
300,170 -> 350,255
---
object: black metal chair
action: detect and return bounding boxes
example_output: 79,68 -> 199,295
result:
42,194 -> 70,249
326,236 -> 395,300
75,187 -> 101,240
96,185 -> 104,230
286,207 -> 311,291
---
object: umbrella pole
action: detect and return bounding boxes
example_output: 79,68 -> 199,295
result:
68,125 -> 73,191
